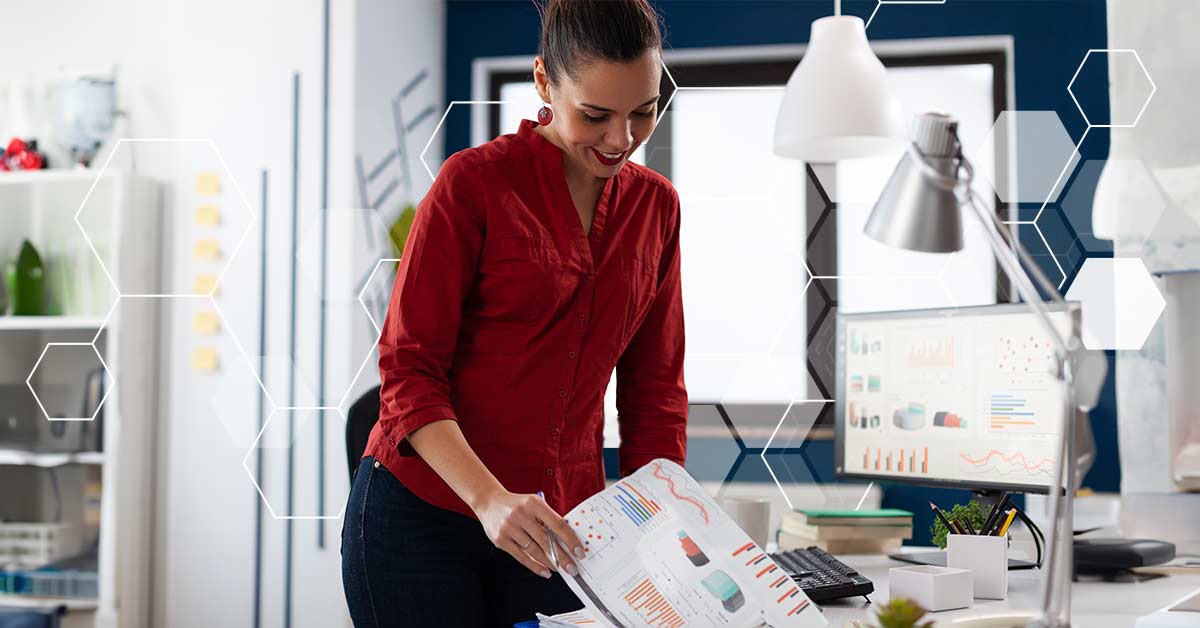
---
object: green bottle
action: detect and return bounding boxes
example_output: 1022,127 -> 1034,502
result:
5,240 -> 46,315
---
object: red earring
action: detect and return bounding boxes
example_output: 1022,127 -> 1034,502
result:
537,105 -> 553,125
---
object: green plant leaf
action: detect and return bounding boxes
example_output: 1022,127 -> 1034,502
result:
930,499 -> 989,549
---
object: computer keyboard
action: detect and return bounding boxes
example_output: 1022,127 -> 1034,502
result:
769,546 -> 874,603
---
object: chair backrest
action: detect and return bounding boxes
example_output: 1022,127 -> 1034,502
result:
0,607 -> 64,628
345,385 -> 382,480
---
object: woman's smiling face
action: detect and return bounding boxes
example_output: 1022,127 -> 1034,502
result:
534,48 -> 662,179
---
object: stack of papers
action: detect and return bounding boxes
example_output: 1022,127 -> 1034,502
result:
778,509 -> 912,555
535,609 -> 602,626
542,459 -> 826,628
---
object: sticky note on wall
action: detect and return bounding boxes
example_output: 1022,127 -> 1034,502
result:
195,205 -> 221,226
192,311 -> 220,335
194,239 -> 221,260
192,347 -> 219,372
196,172 -> 221,195
194,273 -> 218,295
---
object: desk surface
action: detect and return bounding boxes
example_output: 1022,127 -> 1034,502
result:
819,552 -> 1200,627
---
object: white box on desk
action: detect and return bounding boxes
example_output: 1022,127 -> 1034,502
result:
947,533 -> 1008,600
888,565 -> 973,611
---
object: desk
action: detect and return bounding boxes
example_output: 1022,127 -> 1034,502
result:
817,552 -> 1200,627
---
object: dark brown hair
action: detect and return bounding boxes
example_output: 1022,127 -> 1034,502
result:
536,0 -> 664,86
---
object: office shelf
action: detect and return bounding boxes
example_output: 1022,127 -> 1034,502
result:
0,449 -> 104,468
0,169 -> 110,187
0,170 -> 162,628
0,592 -> 98,611
0,317 -> 106,331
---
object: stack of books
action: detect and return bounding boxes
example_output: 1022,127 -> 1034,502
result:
778,508 -> 913,554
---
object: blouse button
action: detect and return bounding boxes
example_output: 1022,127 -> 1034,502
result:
551,427 -> 561,437
558,389 -> 568,398
582,273 -> 592,284
545,468 -> 554,476
568,351 -> 577,359
578,314 -> 587,323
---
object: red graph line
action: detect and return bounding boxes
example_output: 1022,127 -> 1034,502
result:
960,450 -> 1054,473
651,462 -> 710,524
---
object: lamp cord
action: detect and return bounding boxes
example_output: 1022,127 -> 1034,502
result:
834,0 -> 841,16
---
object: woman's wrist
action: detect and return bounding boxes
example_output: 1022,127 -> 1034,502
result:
464,478 -> 507,513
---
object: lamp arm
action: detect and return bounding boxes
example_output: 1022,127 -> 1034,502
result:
960,189 -> 1074,360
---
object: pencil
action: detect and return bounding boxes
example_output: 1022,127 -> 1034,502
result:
995,508 -> 1018,536
930,502 -> 957,534
982,492 -> 1010,535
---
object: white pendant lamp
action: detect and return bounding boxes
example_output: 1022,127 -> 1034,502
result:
773,1 -> 906,162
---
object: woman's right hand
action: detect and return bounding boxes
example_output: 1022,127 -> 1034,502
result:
474,489 -> 587,579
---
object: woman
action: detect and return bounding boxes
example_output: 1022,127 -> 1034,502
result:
341,1 -> 687,625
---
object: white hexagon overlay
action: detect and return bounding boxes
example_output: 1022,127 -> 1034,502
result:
1065,258 -> 1165,350
972,110 -> 1080,206
76,139 -> 256,297
761,401 -> 870,511
1064,159 -> 1168,247
27,342 -> 114,422
1068,49 -> 1157,128
243,406 -> 349,520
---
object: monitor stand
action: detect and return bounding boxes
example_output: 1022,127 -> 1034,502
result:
888,550 -> 1038,570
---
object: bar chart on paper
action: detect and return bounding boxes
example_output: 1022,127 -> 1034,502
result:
613,482 -> 663,527
623,577 -> 686,628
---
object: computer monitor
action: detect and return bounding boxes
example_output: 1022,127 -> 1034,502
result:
834,303 -> 1081,494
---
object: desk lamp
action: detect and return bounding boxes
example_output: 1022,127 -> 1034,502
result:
864,112 -> 1108,628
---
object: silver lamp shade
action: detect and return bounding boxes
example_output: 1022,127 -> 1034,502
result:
864,113 -> 965,253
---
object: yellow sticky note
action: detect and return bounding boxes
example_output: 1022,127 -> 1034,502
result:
195,205 -> 221,226
194,239 -> 221,260
192,347 -> 219,372
192,311 -> 220,335
194,273 -> 218,295
196,172 -> 221,195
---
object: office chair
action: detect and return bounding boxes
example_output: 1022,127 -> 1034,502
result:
345,385 -> 382,481
0,606 -> 65,628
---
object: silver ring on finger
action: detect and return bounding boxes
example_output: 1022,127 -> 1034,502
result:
521,538 -> 533,550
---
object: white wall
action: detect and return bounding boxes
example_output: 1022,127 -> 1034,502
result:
0,1 -> 444,627
1106,0 -> 1200,494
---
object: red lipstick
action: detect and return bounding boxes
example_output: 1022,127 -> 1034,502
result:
591,148 -> 626,166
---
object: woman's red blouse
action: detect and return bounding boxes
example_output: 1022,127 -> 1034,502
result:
365,119 -> 687,519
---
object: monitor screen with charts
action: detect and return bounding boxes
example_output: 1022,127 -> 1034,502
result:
834,303 -> 1080,493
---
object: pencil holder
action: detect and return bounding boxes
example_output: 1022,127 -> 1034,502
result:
946,533 -> 1008,600
888,565 -> 973,611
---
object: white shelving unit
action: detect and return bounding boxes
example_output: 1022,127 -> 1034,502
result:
0,169 -> 161,628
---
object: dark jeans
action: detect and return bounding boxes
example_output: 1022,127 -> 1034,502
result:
341,457 -> 582,627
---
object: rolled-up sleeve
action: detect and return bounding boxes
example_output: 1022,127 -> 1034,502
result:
377,153 -> 484,456
615,190 -> 687,476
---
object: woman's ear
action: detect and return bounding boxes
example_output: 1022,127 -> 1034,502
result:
532,56 -> 551,102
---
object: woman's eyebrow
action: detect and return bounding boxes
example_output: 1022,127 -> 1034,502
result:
579,95 -> 660,112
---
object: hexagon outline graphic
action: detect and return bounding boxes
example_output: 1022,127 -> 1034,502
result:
27,342 -> 113,422
760,401 -> 874,512
1067,49 -> 1157,129
420,62 -> 678,183
242,405 -> 349,520
74,138 -> 256,298
212,297 -> 281,410
358,257 -> 402,336
866,0 -> 947,30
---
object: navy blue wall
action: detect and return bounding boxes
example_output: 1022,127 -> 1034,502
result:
448,0 -> 1117,542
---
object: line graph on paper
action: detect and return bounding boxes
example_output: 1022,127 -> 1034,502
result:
958,449 -> 1056,480
651,461 -> 711,525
